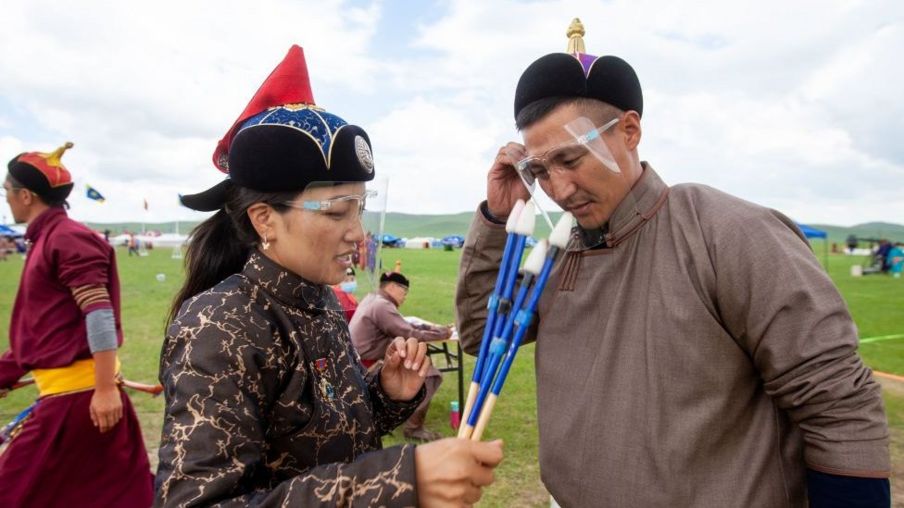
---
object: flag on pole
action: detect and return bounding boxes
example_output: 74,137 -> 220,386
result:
143,198 -> 148,211
85,184 -> 105,203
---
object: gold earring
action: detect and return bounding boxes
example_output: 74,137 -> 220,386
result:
261,234 -> 270,251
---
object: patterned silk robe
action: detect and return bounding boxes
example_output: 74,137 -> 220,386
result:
155,252 -> 424,507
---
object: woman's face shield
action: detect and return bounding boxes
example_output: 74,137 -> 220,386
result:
281,179 -> 387,312
283,190 -> 375,224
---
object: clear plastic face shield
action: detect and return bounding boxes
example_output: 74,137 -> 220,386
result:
279,177 -> 387,312
505,115 -> 636,249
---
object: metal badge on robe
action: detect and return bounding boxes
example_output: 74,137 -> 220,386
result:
313,357 -> 336,401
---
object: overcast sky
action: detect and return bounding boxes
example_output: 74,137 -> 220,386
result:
1,0 -> 901,226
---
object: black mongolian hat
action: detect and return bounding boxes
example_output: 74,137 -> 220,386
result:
181,45 -> 376,212
513,18 -> 643,120
380,271 -> 410,288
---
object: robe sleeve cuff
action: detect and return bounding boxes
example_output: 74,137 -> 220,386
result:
804,439 -> 891,479
367,371 -> 426,434
479,201 -> 508,226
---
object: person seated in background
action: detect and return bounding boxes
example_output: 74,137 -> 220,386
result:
350,271 -> 452,442
331,267 -> 359,322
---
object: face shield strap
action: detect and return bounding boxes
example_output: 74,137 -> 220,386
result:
511,166 -> 555,231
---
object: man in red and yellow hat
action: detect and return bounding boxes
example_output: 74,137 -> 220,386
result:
0,143 -> 154,507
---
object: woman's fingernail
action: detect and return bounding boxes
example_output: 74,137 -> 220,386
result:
412,363 -> 419,370
404,361 -> 411,369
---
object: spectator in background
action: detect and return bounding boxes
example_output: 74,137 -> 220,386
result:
0,142 -> 153,507
358,232 -> 370,270
888,242 -> 904,279
127,234 -> 139,256
846,234 -> 858,254
350,271 -> 452,442
876,239 -> 892,272
331,267 -> 359,322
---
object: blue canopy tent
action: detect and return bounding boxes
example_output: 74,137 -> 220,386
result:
0,224 -> 21,237
441,235 -> 465,248
796,223 -> 828,268
380,234 -> 403,248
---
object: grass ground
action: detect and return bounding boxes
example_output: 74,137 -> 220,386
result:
0,246 -> 901,506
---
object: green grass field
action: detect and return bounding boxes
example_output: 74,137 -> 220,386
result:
0,246 -> 902,506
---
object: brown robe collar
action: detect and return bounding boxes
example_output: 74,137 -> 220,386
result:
377,288 -> 401,308
571,162 -> 670,250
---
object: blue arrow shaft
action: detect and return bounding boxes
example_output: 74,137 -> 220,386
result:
491,251 -> 558,396
481,235 -> 526,378
467,275 -> 533,427
0,401 -> 38,443
471,232 -> 516,383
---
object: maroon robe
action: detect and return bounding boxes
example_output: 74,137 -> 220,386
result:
0,207 -> 153,508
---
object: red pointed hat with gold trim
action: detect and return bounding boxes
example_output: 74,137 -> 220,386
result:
211,45 -> 316,172
182,45 -> 375,212
7,142 -> 75,202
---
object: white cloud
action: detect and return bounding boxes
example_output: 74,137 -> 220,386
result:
368,95 -> 509,213
0,0 -> 901,227
393,0 -> 904,225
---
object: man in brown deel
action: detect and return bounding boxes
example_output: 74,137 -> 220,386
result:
456,22 -> 890,507
350,271 -> 452,441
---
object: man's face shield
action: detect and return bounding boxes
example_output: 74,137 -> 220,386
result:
279,178 -> 387,312
514,117 -> 620,187
506,115 -> 636,249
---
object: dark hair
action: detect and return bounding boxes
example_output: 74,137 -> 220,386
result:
5,173 -> 69,209
515,96 -> 623,131
167,184 -> 299,325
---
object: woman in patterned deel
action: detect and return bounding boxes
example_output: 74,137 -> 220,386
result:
154,46 -> 503,508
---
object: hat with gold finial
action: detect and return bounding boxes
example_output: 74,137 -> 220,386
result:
513,18 -> 643,120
